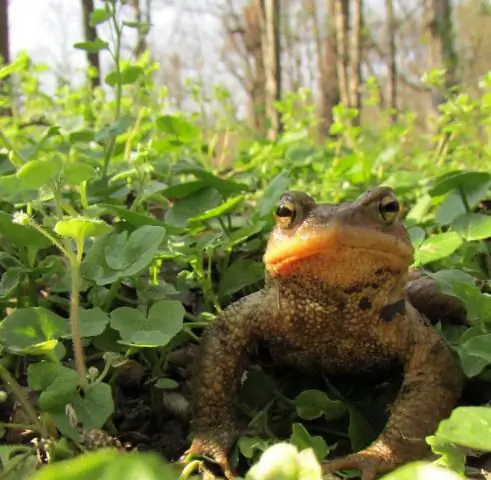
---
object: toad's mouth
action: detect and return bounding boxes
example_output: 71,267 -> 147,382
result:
263,224 -> 414,276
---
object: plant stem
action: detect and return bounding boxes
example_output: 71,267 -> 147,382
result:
0,130 -> 26,167
70,262 -> 88,390
0,364 -> 47,437
103,2 -> 123,179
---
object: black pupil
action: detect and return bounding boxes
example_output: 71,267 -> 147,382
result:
382,200 -> 399,213
276,205 -> 294,218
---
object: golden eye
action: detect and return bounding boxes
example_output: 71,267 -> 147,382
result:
378,195 -> 400,224
275,198 -> 297,229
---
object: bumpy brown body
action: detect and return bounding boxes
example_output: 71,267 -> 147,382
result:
185,187 -> 463,480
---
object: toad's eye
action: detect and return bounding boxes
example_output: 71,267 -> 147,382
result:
275,198 -> 297,229
378,196 -> 400,224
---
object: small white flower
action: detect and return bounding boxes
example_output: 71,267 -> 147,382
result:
12,211 -> 30,225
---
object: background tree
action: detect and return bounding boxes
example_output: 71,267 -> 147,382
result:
0,0 -> 9,65
385,0 -> 397,123
259,0 -> 282,140
81,0 -> 101,88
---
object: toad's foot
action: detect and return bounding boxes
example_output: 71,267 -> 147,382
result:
322,446 -> 399,480
182,428 -> 239,480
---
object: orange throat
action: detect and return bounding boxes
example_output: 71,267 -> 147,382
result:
263,225 -> 413,283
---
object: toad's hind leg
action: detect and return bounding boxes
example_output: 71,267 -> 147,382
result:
322,319 -> 463,479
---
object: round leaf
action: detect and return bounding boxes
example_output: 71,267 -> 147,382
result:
63,164 -> 97,185
54,217 -> 112,242
0,307 -> 69,354
16,160 -> 60,189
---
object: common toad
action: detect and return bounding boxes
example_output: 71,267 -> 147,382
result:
185,187 -> 463,479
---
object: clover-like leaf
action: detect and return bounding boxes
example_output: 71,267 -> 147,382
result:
102,225 -> 166,278
61,308 -> 110,339
71,383 -> 114,429
218,259 -> 264,298
110,300 -> 184,348
0,212 -> 51,248
16,159 -> 61,189
0,307 -> 69,355
54,217 -> 112,244
63,163 -> 97,185
294,389 -> 346,421
28,362 -> 79,411
290,423 -> 329,463
433,406 -> 491,452
413,232 -> 463,266
380,462 -> 463,480
31,449 -> 178,480
452,213 -> 491,241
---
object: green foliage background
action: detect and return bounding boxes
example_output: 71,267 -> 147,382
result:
0,3 -> 491,480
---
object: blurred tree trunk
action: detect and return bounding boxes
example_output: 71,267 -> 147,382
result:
0,0 -> 9,65
0,0 -> 11,116
81,0 -> 101,88
258,0 -> 281,140
223,1 -> 266,134
334,0 -> 349,108
245,2 -> 266,133
349,0 -> 362,122
385,0 -> 397,122
130,0 -> 149,57
309,0 -> 339,138
424,0 -> 457,110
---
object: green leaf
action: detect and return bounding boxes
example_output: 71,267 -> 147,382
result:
71,383 -> 114,429
73,39 -> 109,53
458,334 -> 491,377
105,65 -> 144,86
104,225 -> 166,277
61,308 -> 109,339
154,378 -> 179,390
433,406 -> 491,451
31,449 -> 178,480
189,195 -> 244,223
161,180 -> 207,199
0,211 -> 51,248
16,160 -> 61,189
426,435 -> 466,475
380,462 -> 463,480
430,171 -> 491,197
63,164 -> 97,185
218,259 -> 263,298
110,300 -> 184,347
435,190 -> 467,226
68,129 -> 95,144
95,115 -> 133,142
246,443 -> 303,480
413,232 -> 463,266
0,51 -> 30,80
156,115 -> 200,142
237,436 -> 271,460
89,8 -> 110,26
290,423 -> 329,463
452,213 -> 491,241
164,187 -> 222,227
294,389 -> 346,421
0,307 -> 69,355
257,171 -> 290,218
173,166 -> 248,196
98,204 -> 166,228
348,406 -> 377,452
54,217 -> 112,243
28,362 -> 79,411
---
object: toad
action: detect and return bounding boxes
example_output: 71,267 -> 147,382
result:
185,186 -> 463,479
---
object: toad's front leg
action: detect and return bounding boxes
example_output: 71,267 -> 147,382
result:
322,315 -> 463,480
184,291 -> 266,479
